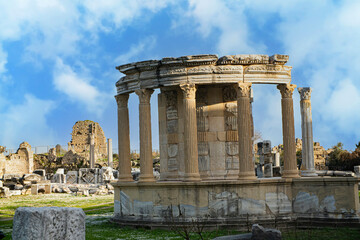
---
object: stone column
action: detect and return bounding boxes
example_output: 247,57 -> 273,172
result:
277,84 -> 300,178
180,83 -> 201,182
135,89 -> 155,182
298,87 -> 317,177
115,94 -> 133,181
89,134 -> 95,168
236,83 -> 256,180
107,138 -> 113,168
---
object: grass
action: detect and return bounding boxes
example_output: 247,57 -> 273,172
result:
1,193 -> 360,239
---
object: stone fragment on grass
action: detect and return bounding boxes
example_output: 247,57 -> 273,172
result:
12,207 -> 85,240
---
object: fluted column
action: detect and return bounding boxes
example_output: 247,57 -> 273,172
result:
277,84 -> 300,178
298,87 -> 317,177
180,83 -> 201,182
237,83 -> 256,180
135,89 -> 155,182
115,94 -> 133,181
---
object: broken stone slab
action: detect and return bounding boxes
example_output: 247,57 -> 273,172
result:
251,224 -> 281,240
212,233 -> 252,240
22,174 -> 42,183
10,190 -> 22,196
78,168 -> 99,184
12,207 -> 85,240
56,168 -> 65,174
3,173 -> 21,181
33,169 -> 46,177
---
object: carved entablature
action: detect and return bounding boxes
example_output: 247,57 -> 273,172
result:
277,84 -> 297,99
298,87 -> 312,101
115,94 -> 129,108
135,89 -> 154,103
115,54 -> 292,94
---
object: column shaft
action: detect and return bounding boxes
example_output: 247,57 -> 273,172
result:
180,83 -> 201,181
107,138 -> 113,168
89,134 -> 95,168
277,84 -> 300,178
136,89 -> 155,182
237,83 -> 256,180
298,88 -> 317,177
115,94 -> 133,181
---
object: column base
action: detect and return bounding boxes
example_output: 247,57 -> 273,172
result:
301,170 -> 318,177
183,173 -> 201,182
282,170 -> 300,178
139,174 -> 156,182
238,171 -> 257,180
118,174 -> 134,182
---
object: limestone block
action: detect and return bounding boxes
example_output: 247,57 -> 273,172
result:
12,207 -> 85,240
251,224 -> 281,240
0,186 -> 10,198
263,163 -> 273,178
293,192 -> 319,213
78,168 -> 98,184
199,156 -> 210,171
168,158 -> 177,171
31,185 -> 39,195
66,171 -> 78,184
354,165 -> 360,177
225,142 -> 238,156
99,167 -> 114,183
10,190 -> 22,196
56,168 -> 65,174
167,144 -> 178,158
51,173 -> 66,183
33,169 -> 46,178
320,195 -> 336,213
23,174 -> 42,183
265,192 -> 292,214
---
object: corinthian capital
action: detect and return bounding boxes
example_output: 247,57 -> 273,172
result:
180,83 -> 197,99
135,89 -> 154,104
277,84 -> 297,98
115,94 -> 129,107
236,82 -> 252,98
298,87 -> 312,101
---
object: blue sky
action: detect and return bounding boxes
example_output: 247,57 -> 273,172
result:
1,0 -> 360,152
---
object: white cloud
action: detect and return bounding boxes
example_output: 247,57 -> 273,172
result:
173,0 -> 266,54
0,45 -> 7,75
53,58 -> 110,115
0,94 -> 55,149
115,36 -> 157,64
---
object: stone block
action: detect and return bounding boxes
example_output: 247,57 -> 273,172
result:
263,163 -> 273,178
66,171 -> 78,184
33,169 -> 46,180
251,224 -> 281,240
99,167 -> 115,183
79,168 -> 99,184
56,168 -> 65,174
31,184 -> 39,195
10,190 -> 22,196
0,180 -> 2,187
354,165 -> 360,176
12,207 -> 85,240
0,186 -> 10,198
51,173 -> 66,183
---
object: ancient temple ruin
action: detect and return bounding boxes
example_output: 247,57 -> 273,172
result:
68,120 -> 107,161
112,54 -> 360,227
0,142 -> 34,176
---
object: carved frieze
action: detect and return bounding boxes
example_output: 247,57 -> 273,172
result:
198,143 -> 209,156
159,66 -> 186,76
226,156 -> 239,170
244,65 -> 285,74
223,86 -> 237,102
197,105 -> 209,132
187,66 -> 213,74
168,144 -> 178,158
115,94 -> 129,108
217,55 -> 269,65
198,155 -> 210,171
164,90 -> 178,120
168,158 -> 177,171
277,84 -> 297,99
135,89 -> 154,103
298,87 -> 312,101
224,103 -> 237,131
225,142 -> 239,156
214,65 -> 243,74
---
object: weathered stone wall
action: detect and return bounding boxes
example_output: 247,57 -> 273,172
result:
1,142 -> 34,175
113,177 -> 360,226
68,120 -> 107,161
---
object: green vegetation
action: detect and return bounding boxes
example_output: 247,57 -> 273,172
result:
328,142 -> 360,171
1,194 -> 360,239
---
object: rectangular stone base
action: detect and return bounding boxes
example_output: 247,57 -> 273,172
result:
112,177 -> 360,228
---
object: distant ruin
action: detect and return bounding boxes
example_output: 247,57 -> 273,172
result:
0,142 -> 34,176
68,120 -> 107,161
